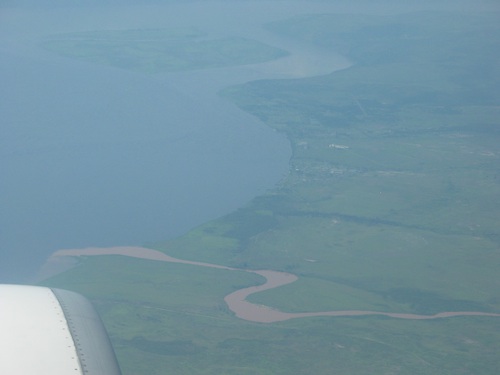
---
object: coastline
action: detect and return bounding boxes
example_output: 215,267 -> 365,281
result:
0,1 -> 353,284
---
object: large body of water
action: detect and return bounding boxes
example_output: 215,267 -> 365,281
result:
1,1 -> 486,283
0,1 -> 354,283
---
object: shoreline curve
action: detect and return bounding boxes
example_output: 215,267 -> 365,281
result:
46,246 -> 500,324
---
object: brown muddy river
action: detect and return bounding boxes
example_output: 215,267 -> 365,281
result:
47,247 -> 500,323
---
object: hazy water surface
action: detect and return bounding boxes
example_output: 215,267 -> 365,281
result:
2,1 -> 484,283
0,1 -> 346,283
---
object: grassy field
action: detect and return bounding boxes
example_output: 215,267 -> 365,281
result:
41,10 -> 500,375
42,28 -> 288,72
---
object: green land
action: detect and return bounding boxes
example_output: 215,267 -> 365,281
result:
41,11 -> 500,375
42,28 -> 288,72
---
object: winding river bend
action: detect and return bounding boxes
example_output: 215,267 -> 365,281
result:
47,247 -> 500,324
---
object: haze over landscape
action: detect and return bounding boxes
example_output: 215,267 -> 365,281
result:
1,1 -> 499,374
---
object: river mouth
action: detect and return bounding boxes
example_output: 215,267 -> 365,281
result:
44,247 -> 500,323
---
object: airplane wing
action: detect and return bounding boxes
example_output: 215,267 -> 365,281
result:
0,284 -> 122,375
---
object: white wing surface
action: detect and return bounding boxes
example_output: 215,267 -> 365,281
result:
0,284 -> 121,375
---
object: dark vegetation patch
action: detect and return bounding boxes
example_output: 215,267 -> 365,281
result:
123,336 -> 206,356
381,288 -> 493,315
223,209 -> 279,241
